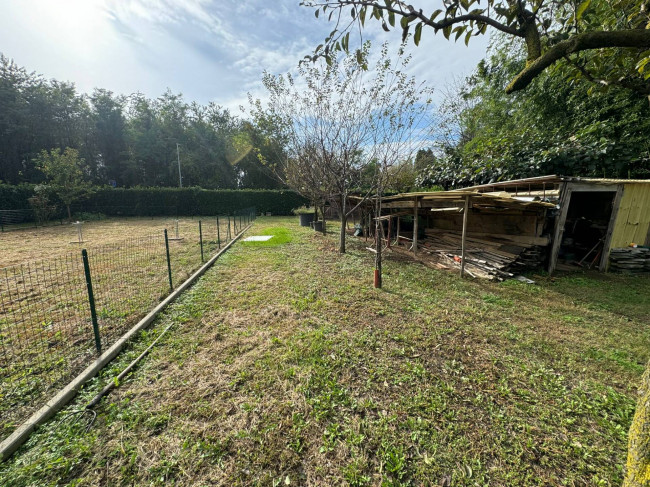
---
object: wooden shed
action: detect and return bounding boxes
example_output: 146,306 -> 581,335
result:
353,175 -> 650,279
458,175 -> 650,273
353,190 -> 555,280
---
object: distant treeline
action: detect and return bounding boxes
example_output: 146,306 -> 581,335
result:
0,54 -> 284,189
0,184 -> 307,218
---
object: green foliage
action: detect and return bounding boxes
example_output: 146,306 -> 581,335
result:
0,183 -> 34,210
0,184 -> 307,217
417,46 -> 650,188
34,147 -> 92,218
292,206 -> 316,215
304,0 -> 650,96
0,55 -> 282,190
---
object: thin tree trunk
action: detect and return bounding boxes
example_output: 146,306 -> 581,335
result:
321,204 -> 326,235
66,204 -> 72,221
339,195 -> 346,253
374,193 -> 382,288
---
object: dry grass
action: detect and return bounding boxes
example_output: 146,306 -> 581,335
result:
0,216 -> 240,441
1,216 -> 648,486
0,217 -> 229,267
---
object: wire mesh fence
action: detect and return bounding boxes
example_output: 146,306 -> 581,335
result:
0,207 -> 256,441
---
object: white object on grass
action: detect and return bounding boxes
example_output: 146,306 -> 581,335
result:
243,235 -> 273,242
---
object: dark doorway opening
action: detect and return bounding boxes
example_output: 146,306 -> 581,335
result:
558,191 -> 616,269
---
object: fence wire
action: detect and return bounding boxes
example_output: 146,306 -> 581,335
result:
0,208 -> 256,441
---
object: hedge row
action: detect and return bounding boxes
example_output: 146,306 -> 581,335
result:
0,185 -> 307,219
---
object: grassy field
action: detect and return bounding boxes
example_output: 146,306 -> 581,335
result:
0,216 -> 244,441
0,216 -> 234,267
1,216 -> 648,486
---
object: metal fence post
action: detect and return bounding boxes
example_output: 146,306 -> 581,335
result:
164,229 -> 173,291
216,216 -> 221,249
81,249 -> 102,354
199,220 -> 204,262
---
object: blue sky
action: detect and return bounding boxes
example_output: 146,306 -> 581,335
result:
0,0 -> 490,111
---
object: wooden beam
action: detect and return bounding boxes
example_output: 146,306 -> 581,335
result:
387,214 -> 392,249
395,217 -> 400,246
548,183 -> 572,275
599,184 -> 624,271
460,195 -> 470,278
413,197 -> 419,254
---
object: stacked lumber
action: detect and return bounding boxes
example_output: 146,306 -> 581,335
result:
609,248 -> 650,273
418,229 -> 549,280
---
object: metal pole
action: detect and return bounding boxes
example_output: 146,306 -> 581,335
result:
227,216 -> 231,240
460,195 -> 470,278
199,220 -> 204,262
81,249 -> 101,354
176,143 -> 183,188
164,229 -> 173,291
216,216 -> 221,249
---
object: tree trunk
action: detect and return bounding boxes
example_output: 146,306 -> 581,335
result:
339,195 -> 347,253
374,189 -> 383,288
624,363 -> 650,486
321,204 -> 326,235
66,204 -> 72,221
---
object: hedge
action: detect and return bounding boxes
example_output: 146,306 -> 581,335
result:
0,185 -> 307,220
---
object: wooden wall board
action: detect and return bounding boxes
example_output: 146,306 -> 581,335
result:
610,184 -> 650,249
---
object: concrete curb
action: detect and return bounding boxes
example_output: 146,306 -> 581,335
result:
0,223 -> 252,462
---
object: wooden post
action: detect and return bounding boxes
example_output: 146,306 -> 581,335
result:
599,184 -> 624,271
387,214 -> 392,249
413,197 -> 419,254
548,183 -> 571,275
460,195 -> 470,278
395,217 -> 400,246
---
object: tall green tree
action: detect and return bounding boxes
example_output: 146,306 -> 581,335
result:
90,89 -> 127,186
416,45 -> 650,188
34,147 -> 92,220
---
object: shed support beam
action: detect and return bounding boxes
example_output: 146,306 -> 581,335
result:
395,217 -> 400,246
387,214 -> 392,249
413,197 -> 419,254
460,195 -> 470,278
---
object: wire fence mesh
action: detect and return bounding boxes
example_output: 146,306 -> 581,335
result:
0,207 -> 256,441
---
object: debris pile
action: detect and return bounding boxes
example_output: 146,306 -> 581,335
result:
609,248 -> 650,273
417,229 -> 549,280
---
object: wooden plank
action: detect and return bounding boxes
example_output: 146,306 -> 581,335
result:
424,228 -> 550,246
413,196 -> 419,254
548,182 -> 571,275
460,195 -> 470,278
600,184 -> 624,271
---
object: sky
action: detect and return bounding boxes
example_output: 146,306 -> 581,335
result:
0,0 -> 490,112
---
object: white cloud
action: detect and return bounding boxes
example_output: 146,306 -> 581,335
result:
0,0 -> 489,110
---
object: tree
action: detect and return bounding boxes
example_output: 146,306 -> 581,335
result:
90,89 -> 127,186
253,42 -> 432,253
302,0 -> 650,99
415,45 -> 650,188
34,147 -> 92,220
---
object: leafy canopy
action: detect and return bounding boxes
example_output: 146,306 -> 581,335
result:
416,43 -> 650,188
302,0 -> 650,96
